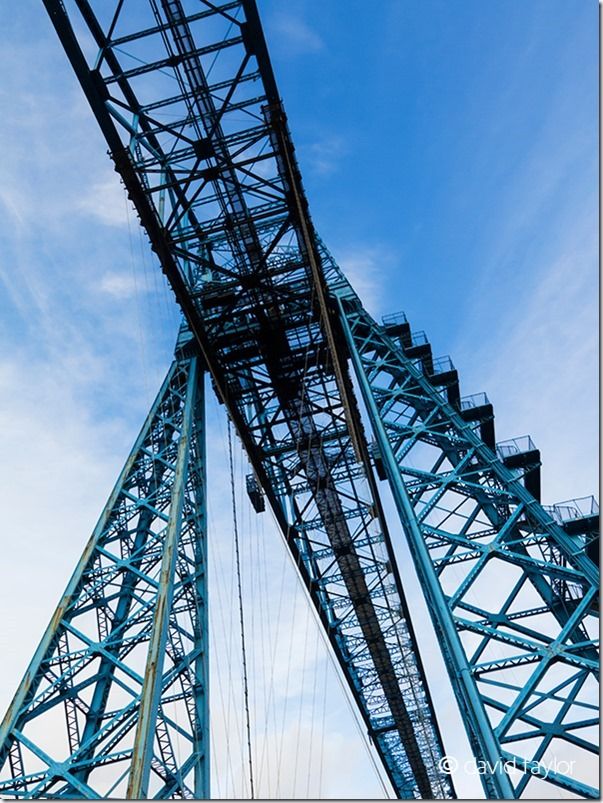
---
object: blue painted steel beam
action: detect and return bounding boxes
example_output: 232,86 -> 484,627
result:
332,279 -> 599,799
336,295 -> 515,800
0,345 -> 209,799
128,358 -> 199,799
35,1 -> 456,796
3,1 -> 596,799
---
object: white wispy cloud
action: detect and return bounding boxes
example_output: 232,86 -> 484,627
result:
307,134 -> 347,176
472,231 -> 597,503
452,144 -> 597,506
99,270 -> 143,299
269,12 -> 324,56
334,243 -> 397,317
77,173 -> 130,228
0,12 -> 180,732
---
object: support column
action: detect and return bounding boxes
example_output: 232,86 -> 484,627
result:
128,358 -> 199,799
0,345 -> 210,800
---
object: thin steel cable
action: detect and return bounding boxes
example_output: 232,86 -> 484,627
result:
228,419 -> 255,799
292,602 -> 311,796
305,622 -> 321,798
206,484 -> 236,796
261,497 -> 393,799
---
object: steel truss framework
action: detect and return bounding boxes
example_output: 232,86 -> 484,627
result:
0,0 -> 598,799
330,268 -> 599,799
0,344 -> 209,799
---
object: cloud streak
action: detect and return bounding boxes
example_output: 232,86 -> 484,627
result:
269,12 -> 324,56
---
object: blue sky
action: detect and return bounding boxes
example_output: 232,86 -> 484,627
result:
0,1 -> 597,798
262,0 -> 598,503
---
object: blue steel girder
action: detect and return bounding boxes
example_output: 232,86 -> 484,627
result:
38,0 -> 456,798
15,0 -> 596,799
0,346 -> 209,799
331,277 -> 599,800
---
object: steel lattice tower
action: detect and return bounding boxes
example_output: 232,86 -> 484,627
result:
0,1 -> 598,799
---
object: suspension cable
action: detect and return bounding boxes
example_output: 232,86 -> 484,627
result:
227,419 -> 255,799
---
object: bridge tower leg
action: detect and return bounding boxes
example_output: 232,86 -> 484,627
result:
0,337 -> 209,800
333,285 -> 599,800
